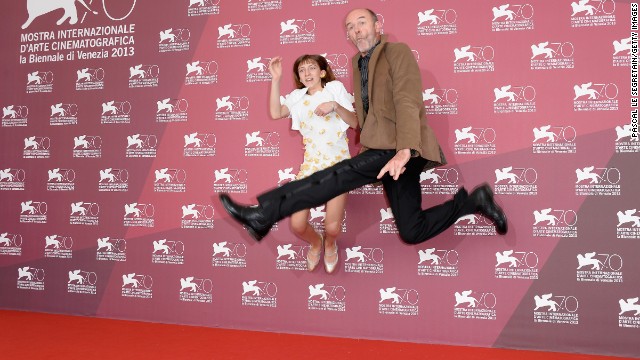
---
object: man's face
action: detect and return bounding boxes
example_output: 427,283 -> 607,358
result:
345,9 -> 380,56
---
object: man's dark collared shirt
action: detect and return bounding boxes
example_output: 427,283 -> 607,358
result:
357,41 -> 380,115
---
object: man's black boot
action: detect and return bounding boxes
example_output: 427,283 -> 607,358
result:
470,184 -> 508,235
219,193 -> 272,241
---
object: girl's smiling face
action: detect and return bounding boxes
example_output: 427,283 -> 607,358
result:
297,60 -> 325,93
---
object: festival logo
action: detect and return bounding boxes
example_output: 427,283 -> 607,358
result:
570,0 -> 616,28
185,60 -> 218,85
494,166 -> 538,195
349,183 -> 384,195
20,0 -> 136,29
246,56 -> 271,82
378,207 -> 397,234
121,272 -> 153,299
413,49 -> 422,64
96,236 -> 126,261
307,206 -> 347,233
2,104 -> 28,127
530,41 -> 575,70
215,95 -> 249,121
376,13 -> 386,34
615,122 -> 640,153
344,245 -> 384,274
320,52 -> 349,79
533,293 -> 579,325
49,102 -> 78,125
420,167 -> 460,195
125,134 -> 157,158
26,70 -> 53,93
69,201 -> 99,225
417,8 -> 458,35
217,23 -> 251,48
308,283 -> 346,312
276,167 -> 296,186
212,167 -> 248,194
0,168 -> 26,191
311,0 -> 346,7
494,250 -> 539,280
453,125 -> 496,155
154,168 -> 186,193
188,0 -> 220,16
47,168 -> 74,191
179,276 -> 213,303
618,297 -> 640,328
532,124 -> 577,154
212,241 -> 247,268
454,214 -> 497,236
44,234 -> 73,259
181,203 -> 214,229
98,168 -> 128,192
248,0 -> 282,11
72,135 -> 101,158
574,165 -> 621,195
309,205 -> 327,226
241,280 -> 277,307
159,28 -> 190,52
378,286 -> 419,316
423,87 -> 458,115
418,248 -> 459,277
244,131 -> 280,157
532,207 -> 578,238
20,20 -> 135,65
613,36 -> 631,66
101,100 -> 131,124
17,266 -> 45,291
453,44 -> 495,73
617,209 -> 640,239
128,64 -> 159,88
0,232 -> 23,256
123,202 -> 154,227
573,82 -> 618,111
279,18 -> 316,45
184,132 -> 216,157
19,200 -> 47,224
454,290 -> 497,320
576,251 -> 623,283
491,4 -> 534,31
152,239 -> 184,265
67,269 -> 97,295
156,97 -> 188,123
493,84 -> 536,113
275,243 -> 308,271
23,136 -> 50,159
75,67 -> 104,90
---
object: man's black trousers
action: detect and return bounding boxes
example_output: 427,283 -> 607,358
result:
257,149 -> 475,244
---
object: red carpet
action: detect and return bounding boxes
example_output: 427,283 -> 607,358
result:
0,310 -> 630,359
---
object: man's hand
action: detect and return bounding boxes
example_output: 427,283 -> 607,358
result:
377,149 -> 411,180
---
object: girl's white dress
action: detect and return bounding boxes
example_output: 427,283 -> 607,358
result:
282,80 -> 354,179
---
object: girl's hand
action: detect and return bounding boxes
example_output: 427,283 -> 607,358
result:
314,101 -> 336,117
268,56 -> 283,80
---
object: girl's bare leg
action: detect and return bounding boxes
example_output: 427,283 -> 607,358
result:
323,194 -> 347,273
290,209 -> 322,271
